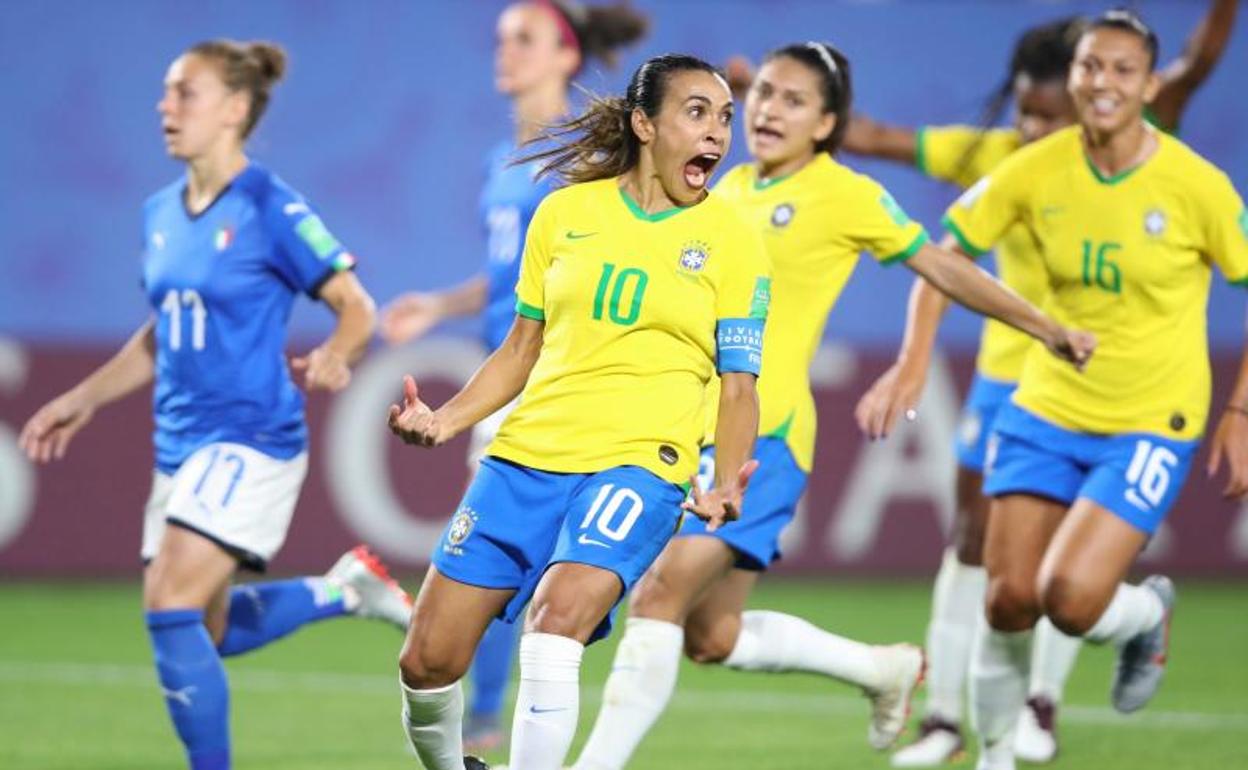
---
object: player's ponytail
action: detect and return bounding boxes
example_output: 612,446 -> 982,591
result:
189,39 -> 288,139
766,42 -> 853,156
518,53 -> 722,184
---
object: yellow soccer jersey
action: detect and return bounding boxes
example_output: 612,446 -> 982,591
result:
918,125 -> 1047,382
712,155 -> 928,471
944,125 -> 1248,439
488,177 -> 772,484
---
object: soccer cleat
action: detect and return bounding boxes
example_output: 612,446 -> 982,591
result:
974,738 -> 1017,770
464,756 -> 491,770
463,713 -> 505,754
325,545 -> 413,630
1012,696 -> 1058,763
866,644 -> 926,750
1111,575 -> 1175,714
890,717 -> 964,767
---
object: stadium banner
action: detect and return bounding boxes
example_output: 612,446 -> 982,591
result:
3,338 -> 1247,577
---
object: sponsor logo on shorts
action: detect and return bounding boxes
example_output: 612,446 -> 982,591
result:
443,507 -> 477,556
576,533 -> 612,549
658,445 -> 679,466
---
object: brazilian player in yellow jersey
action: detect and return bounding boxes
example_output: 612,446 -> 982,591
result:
923,13 -> 1248,770
387,55 -> 769,770
845,5 -> 1238,763
572,43 -> 1094,770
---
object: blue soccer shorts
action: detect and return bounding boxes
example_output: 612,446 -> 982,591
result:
955,372 -> 1017,474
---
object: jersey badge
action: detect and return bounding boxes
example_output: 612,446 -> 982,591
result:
679,240 -> 710,273
443,507 -> 477,556
1143,208 -> 1167,238
771,203 -> 795,228
749,276 -> 772,320
214,226 -> 234,252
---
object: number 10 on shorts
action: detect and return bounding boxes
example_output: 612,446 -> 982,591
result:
579,484 -> 644,543
1124,439 -> 1178,511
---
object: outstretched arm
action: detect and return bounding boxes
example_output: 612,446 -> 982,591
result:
19,319 -> 156,462
1150,0 -> 1239,132
380,274 -> 488,346
842,113 -> 919,165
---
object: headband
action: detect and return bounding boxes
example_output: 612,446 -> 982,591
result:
536,0 -> 581,59
805,41 -> 839,77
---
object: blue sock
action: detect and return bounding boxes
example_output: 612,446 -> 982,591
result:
470,618 -> 519,719
217,578 -> 348,658
146,609 -> 231,770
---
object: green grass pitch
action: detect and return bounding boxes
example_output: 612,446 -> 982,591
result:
1,579 -> 1244,769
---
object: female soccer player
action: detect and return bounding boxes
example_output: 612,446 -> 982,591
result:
17,40 -> 410,770
906,11 -> 1247,770
570,42 -> 1094,770
389,53 -> 770,770
849,2 -> 1238,763
380,0 -> 647,751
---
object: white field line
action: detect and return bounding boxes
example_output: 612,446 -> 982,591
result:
0,661 -> 1245,732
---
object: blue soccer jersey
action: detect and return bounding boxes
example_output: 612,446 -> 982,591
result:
141,163 -> 356,473
479,140 -> 559,351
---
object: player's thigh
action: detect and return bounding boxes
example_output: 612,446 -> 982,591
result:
951,465 -> 990,566
629,535 -> 738,624
401,565 -> 514,688
1038,498 -> 1149,635
143,524 -> 238,611
683,568 -> 759,663
526,561 -> 632,642
982,494 -> 1066,630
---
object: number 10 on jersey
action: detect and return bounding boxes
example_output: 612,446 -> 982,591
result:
592,263 -> 649,326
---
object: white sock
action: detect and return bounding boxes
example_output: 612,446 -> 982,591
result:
509,632 -> 584,770
573,618 -> 683,770
722,609 -> 883,690
925,547 -> 988,722
1029,617 -> 1081,703
400,680 -> 464,770
970,615 -> 1031,758
1084,583 -> 1164,647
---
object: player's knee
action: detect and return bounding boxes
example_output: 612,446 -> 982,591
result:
1040,573 -> 1098,635
526,593 -> 590,639
985,576 -> 1039,631
398,637 -> 466,689
683,624 -> 735,664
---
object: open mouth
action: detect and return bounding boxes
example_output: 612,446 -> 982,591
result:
752,124 -> 784,143
1089,96 -> 1120,118
683,152 -> 721,189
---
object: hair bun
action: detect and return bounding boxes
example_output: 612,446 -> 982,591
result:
247,41 -> 288,85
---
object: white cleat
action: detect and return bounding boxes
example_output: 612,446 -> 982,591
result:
326,545 -> 412,630
1013,696 -> 1058,763
891,717 -> 964,767
866,644 -> 926,750
975,737 -> 1017,770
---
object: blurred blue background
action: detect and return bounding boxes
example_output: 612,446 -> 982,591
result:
2,0 -> 1244,348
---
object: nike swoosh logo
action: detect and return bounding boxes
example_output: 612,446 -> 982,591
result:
577,533 -> 612,548
566,231 -> 597,240
529,705 -> 570,714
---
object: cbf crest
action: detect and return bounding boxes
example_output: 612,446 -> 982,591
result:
771,203 -> 795,228
443,507 -> 478,556
679,240 -> 710,273
1143,208 -> 1167,238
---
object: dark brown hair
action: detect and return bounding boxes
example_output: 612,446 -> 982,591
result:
521,53 -> 723,184
549,0 -> 648,70
188,39 -> 287,139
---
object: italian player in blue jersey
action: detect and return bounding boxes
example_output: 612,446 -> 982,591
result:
379,1 -> 646,751
389,54 -> 771,770
18,40 -> 412,770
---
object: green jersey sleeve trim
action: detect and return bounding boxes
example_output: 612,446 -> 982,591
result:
941,214 -> 991,258
881,230 -> 930,265
516,300 -> 545,321
1229,276 -> 1248,288
915,126 -> 930,176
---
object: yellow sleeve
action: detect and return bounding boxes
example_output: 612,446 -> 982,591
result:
852,178 -> 930,265
514,195 -> 558,321
941,159 -> 1028,258
1201,172 -> 1248,286
917,126 -> 1019,189
716,222 -> 772,322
